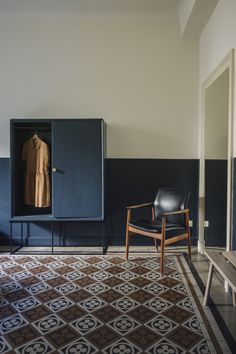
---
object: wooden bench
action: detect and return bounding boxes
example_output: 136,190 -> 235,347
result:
203,250 -> 236,306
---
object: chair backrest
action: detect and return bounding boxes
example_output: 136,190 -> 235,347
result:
154,188 -> 190,225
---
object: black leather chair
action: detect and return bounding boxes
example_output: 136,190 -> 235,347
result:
125,188 -> 191,274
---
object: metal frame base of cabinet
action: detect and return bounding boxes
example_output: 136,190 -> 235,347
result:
9,216 -> 107,255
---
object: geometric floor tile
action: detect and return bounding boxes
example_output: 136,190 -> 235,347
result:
36,289 -> 60,303
183,316 -> 203,334
85,325 -> 120,349
103,337 -> 142,354
157,276 -> 182,288
0,282 -> 22,296
0,254 -> 226,354
144,298 -> 172,313
0,297 -> 8,308
12,296 -> 40,312
78,296 -> 106,312
132,265 -> 150,275
130,277 -> 152,288
98,289 -> 122,303
145,315 -> 177,335
5,324 -> 40,348
159,289 -> 186,304
0,337 -> 12,353
143,271 -> 161,281
36,271 -> 59,282
0,314 -> 28,333
102,276 -> 123,287
127,326 -> 161,350
178,298 -> 195,313
85,282 -> 109,295
57,304 -> 86,322
55,282 -> 79,295
107,314 -> 140,335
143,282 -> 167,295
129,289 -> 154,303
146,338 -> 185,354
90,271 -> 111,282
33,314 -> 65,334
93,305 -> 121,322
111,297 -> 139,313
105,265 -> 124,275
163,305 -> 193,324
116,271 -> 138,281
26,283 -> 51,295
46,325 -> 79,348
0,304 -> 16,319
167,325 -> 203,350
3,289 -> 29,303
191,339 -> 212,354
114,282 -> 139,295
128,305 -> 156,323
71,314 -> 103,334
59,338 -> 97,354
46,297 -> 74,312
16,337 -> 55,354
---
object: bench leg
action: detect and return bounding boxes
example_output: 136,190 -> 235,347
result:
233,291 -> 236,307
203,262 -> 214,306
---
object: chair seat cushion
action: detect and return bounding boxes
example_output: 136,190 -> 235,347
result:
128,219 -> 187,238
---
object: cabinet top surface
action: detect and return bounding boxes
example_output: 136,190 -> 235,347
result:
11,118 -> 104,123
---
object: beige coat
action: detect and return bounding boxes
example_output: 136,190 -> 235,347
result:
22,138 -> 50,207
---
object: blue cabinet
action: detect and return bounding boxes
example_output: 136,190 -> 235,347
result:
52,120 -> 105,219
11,119 -> 106,220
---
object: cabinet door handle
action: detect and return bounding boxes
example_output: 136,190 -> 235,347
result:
52,167 -> 57,173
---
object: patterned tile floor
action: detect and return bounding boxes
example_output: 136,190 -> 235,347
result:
0,254 -> 229,353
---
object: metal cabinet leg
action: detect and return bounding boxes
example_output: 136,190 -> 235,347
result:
51,222 -> 54,254
102,221 -> 107,254
10,222 -> 13,254
203,262 -> 214,306
21,223 -> 24,249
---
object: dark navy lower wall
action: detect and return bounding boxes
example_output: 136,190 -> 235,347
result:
0,159 -> 10,238
233,158 -> 236,250
1,158 -> 199,248
205,160 -> 227,248
107,159 -> 199,246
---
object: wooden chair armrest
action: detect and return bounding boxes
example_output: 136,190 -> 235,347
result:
126,202 -> 153,209
162,209 -> 189,216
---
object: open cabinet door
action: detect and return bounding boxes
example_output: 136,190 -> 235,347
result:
52,120 -> 104,219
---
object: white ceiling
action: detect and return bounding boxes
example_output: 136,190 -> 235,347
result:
0,0 -> 219,37
0,0 -> 178,16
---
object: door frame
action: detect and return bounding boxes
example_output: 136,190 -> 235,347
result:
198,49 -> 234,253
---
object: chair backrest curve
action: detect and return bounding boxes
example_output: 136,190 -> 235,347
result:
154,188 -> 190,226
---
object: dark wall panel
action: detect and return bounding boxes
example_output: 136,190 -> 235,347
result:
232,158 -> 236,250
0,159 -> 10,243
107,159 -> 199,246
205,160 -> 227,247
1,157 -> 199,247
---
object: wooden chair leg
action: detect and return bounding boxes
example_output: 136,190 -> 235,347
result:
187,234 -> 191,262
160,238 -> 164,275
126,228 -> 130,260
126,209 -> 131,260
154,238 -> 158,251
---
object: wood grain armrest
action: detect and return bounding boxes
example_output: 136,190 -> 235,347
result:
126,202 -> 153,209
162,209 -> 189,216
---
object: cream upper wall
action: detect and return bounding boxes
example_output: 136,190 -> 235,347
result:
204,68 -> 228,159
199,0 -> 236,156
0,13 -> 198,158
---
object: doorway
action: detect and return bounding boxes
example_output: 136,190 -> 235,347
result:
199,49 -> 234,252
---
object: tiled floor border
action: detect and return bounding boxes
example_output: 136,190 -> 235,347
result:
184,253 -> 236,353
177,255 -> 231,354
